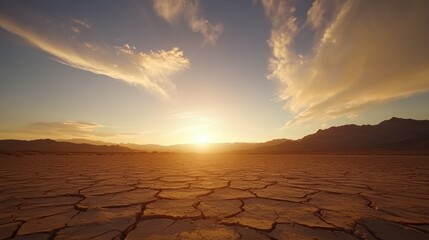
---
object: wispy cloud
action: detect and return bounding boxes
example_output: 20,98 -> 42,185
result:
71,18 -> 90,29
306,0 -> 325,28
169,111 -> 213,136
70,18 -> 90,33
0,13 -> 190,99
29,121 -> 103,136
262,0 -> 429,127
0,120 -> 138,140
153,0 -> 223,45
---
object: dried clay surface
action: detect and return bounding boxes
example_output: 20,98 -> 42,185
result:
0,154 -> 428,240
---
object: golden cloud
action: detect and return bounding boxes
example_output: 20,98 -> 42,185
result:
30,121 -> 102,135
0,14 -> 190,99
0,120 -> 145,141
153,0 -> 223,45
262,0 -> 429,126
306,0 -> 325,28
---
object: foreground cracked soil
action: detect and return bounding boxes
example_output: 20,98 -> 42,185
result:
0,154 -> 428,240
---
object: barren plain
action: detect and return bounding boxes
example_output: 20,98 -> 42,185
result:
0,154 -> 428,240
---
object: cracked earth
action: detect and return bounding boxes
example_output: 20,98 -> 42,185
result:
0,154 -> 428,240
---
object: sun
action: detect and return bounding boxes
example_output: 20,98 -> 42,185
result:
194,134 -> 211,145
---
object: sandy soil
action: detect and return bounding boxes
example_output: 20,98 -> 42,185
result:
0,154 -> 428,240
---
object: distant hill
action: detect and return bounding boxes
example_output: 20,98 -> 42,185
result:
121,143 -> 171,153
0,138 -> 285,154
59,139 -> 291,153
165,139 -> 291,153
243,117 -> 429,154
2,118 -> 428,154
56,138 -> 112,146
120,140 -> 291,153
58,139 -> 172,153
0,139 -> 132,153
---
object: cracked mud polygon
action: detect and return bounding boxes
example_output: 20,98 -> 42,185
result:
1,154 -> 428,240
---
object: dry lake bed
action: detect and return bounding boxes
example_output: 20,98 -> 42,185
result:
0,154 -> 428,240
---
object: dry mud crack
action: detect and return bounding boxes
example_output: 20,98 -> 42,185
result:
0,154 -> 428,240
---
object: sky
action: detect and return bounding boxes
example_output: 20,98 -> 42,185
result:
1,0 -> 429,145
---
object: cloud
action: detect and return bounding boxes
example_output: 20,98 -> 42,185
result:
169,111 -> 213,136
306,0 -> 325,28
0,120 -> 155,142
262,0 -> 429,126
70,18 -> 90,33
29,121 -> 103,136
71,18 -> 90,29
0,13 -> 190,99
12,120 -> 140,139
153,0 -> 223,45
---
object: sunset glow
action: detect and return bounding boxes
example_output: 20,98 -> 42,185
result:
0,0 -> 428,145
194,134 -> 211,145
0,2 -> 428,239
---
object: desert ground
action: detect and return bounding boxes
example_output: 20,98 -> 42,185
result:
0,154 -> 428,240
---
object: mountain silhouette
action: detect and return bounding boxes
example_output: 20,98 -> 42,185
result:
0,139 -> 132,153
244,117 -> 429,154
1,118 -> 428,154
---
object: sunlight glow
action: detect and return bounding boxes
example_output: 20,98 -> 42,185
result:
194,134 -> 211,145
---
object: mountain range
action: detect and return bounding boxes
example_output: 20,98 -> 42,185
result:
0,139 -> 131,153
243,117 -> 429,154
1,117 -> 428,154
